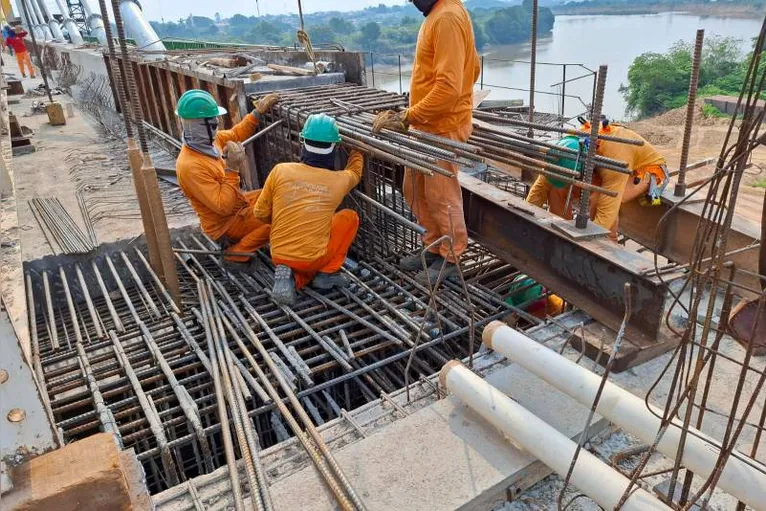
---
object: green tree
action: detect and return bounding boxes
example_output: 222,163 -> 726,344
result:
309,25 -> 337,44
470,14 -> 488,50
359,21 -> 382,49
247,21 -> 286,45
329,17 -> 353,34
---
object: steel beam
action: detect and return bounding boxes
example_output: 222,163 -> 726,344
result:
460,174 -> 679,369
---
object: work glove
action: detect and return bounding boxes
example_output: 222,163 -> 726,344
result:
223,141 -> 246,173
253,93 -> 280,115
372,109 -> 409,134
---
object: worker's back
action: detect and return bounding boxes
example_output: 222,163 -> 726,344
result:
255,157 -> 362,262
409,0 -> 480,133
597,125 -> 665,171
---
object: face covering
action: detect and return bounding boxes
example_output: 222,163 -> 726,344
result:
181,118 -> 220,158
301,142 -> 337,170
412,0 -> 438,16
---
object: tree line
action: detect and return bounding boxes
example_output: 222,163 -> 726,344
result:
150,2 -> 555,64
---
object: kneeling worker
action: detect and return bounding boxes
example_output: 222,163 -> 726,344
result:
175,90 -> 279,264
254,114 -> 364,306
527,118 -> 667,241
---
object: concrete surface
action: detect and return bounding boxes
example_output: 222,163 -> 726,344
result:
267,361 -> 608,511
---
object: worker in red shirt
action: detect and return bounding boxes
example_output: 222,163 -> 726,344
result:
6,26 -> 35,78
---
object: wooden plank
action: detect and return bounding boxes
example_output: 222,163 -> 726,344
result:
267,63 -> 315,76
141,63 -> 161,130
161,69 -> 181,139
132,61 -> 152,127
147,66 -> 169,134
217,83 -> 235,129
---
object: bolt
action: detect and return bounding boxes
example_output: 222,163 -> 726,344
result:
0,369 -> 7,384
7,408 -> 26,422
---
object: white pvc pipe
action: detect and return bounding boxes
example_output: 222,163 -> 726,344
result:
119,0 -> 165,52
53,0 -> 84,45
79,0 -> 107,45
29,0 -> 51,41
482,321 -> 766,511
440,361 -> 671,510
36,0 -> 65,42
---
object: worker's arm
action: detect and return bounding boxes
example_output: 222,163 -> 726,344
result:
184,159 -> 247,217
215,113 -> 259,147
340,151 -> 364,193
592,168 -> 630,232
526,175 -> 552,208
253,169 -> 276,223
408,14 -> 467,126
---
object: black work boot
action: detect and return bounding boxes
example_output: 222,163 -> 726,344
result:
310,272 -> 350,290
399,251 -> 440,271
272,265 -> 296,306
415,256 -> 459,285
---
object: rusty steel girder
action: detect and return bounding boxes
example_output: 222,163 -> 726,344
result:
459,174 -> 680,369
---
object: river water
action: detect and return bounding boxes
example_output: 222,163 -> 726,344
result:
375,12 -> 763,120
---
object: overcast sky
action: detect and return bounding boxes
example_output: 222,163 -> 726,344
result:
13,1 -> 408,24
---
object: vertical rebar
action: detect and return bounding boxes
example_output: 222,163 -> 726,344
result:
110,0 -> 149,152
560,64 -> 567,122
675,29 -> 705,197
480,55 -> 484,90
397,54 -> 402,95
527,0 -> 538,138
370,51 -> 375,88
576,65 -> 607,229
97,0 -> 133,138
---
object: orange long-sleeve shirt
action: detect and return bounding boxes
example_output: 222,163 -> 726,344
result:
176,114 -> 259,239
597,125 -> 665,171
253,152 -> 364,262
408,0 -> 480,134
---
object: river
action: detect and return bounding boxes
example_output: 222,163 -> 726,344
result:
374,12 -> 763,120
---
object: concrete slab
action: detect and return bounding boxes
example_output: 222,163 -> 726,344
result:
268,363 -> 608,511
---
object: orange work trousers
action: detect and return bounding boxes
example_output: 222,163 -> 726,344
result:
15,51 -> 34,78
403,123 -> 473,262
222,189 -> 270,262
272,209 -> 359,289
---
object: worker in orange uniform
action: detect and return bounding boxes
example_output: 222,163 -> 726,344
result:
526,118 -> 667,241
372,0 -> 480,282
254,114 -> 364,306
5,25 -> 35,78
175,89 -> 279,266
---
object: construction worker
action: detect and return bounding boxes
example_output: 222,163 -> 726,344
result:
372,0 -> 480,282
175,89 -> 279,266
526,119 -> 667,241
253,114 -> 364,306
6,25 -> 34,78
2,26 -> 14,56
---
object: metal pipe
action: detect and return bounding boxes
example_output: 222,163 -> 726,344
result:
118,0 -> 165,52
28,0 -> 50,40
36,0 -> 64,42
675,29 -> 705,197
527,0 -> 538,137
576,65 -> 607,229
54,0 -> 84,45
80,0 -> 107,45
440,360 -> 671,511
242,120 -> 284,147
482,321 -> 766,510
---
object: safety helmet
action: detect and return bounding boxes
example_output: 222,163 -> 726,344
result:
506,274 -> 546,308
546,135 -> 584,189
301,113 -> 342,144
175,89 -> 227,119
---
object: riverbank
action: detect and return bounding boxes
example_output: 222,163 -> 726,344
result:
552,3 -> 765,19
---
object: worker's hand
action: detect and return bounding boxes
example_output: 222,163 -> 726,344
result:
253,93 -> 280,115
223,141 -> 246,173
372,110 -> 409,134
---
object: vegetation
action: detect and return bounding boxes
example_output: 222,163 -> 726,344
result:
150,2 -> 555,64
553,0 -> 766,16
619,36 -> 765,118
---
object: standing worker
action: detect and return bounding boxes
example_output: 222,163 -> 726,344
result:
254,114 -> 364,306
175,89 -> 279,266
6,25 -> 35,78
3,26 -> 14,56
372,0 -> 480,282
526,118 -> 667,241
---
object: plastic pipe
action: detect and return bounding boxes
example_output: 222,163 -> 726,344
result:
29,0 -> 51,40
440,361 -> 671,510
118,0 -> 165,52
21,0 -> 44,40
80,0 -> 107,45
482,321 -> 766,511
54,0 -> 84,45
36,0 -> 65,42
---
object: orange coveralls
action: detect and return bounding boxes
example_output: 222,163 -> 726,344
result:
254,152 -> 364,289
406,0 -> 480,262
526,125 -> 665,240
176,114 -> 270,262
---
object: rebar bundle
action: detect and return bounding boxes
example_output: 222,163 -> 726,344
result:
28,197 -> 98,254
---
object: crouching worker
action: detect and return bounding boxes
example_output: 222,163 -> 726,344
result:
254,114 -> 364,306
175,89 -> 279,266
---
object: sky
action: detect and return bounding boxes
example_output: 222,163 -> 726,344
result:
11,1 -> 408,24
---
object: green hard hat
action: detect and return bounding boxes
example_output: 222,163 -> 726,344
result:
547,135 -> 584,189
301,113 -> 342,144
175,89 -> 227,119
506,274 -> 544,307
